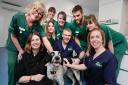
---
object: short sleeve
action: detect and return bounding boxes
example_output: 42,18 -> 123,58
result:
36,25 -> 46,37
8,14 -> 18,34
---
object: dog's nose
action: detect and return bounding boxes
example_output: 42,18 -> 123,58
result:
55,56 -> 60,60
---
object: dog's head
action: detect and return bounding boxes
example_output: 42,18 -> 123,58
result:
50,51 -> 63,66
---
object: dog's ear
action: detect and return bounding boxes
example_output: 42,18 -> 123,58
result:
50,52 -> 55,57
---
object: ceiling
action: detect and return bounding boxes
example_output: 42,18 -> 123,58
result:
0,0 -> 99,15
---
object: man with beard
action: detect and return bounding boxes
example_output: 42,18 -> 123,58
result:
71,5 -> 87,51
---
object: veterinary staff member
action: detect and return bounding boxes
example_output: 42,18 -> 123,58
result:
70,5 -> 87,51
42,6 -> 56,26
64,29 -> 117,85
16,32 -> 53,85
45,20 -> 56,46
53,28 -> 85,85
55,11 -> 71,39
53,28 -> 84,61
6,1 -> 53,85
85,14 -> 127,76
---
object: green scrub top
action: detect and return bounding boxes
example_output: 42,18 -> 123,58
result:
48,36 -> 55,46
55,21 -> 71,39
70,16 -> 87,51
100,24 -> 127,55
99,24 -> 112,49
6,12 -> 45,52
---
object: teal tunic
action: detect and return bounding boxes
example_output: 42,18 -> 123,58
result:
6,12 -> 45,52
48,36 -> 56,46
70,16 -> 87,51
100,24 -> 127,55
99,24 -> 112,49
54,21 -> 71,39
100,24 -> 128,76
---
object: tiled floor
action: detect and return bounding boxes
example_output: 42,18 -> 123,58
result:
0,47 -> 8,85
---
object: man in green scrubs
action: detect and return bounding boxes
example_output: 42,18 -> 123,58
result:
70,5 -> 87,85
6,1 -> 53,85
70,5 -> 87,51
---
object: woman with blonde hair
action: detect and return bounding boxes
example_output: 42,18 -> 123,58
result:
6,1 -> 53,85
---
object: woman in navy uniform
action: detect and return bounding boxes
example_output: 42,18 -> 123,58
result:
64,28 -> 117,85
85,14 -> 127,76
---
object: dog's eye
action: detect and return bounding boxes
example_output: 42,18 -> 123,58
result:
50,52 -> 55,56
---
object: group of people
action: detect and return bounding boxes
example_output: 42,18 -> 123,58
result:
6,1 -> 127,85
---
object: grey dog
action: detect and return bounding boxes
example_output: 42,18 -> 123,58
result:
47,51 -> 82,85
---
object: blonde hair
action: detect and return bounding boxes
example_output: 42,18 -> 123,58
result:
87,28 -> 106,53
25,1 -> 47,23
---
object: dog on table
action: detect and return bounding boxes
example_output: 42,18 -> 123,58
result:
47,51 -> 82,85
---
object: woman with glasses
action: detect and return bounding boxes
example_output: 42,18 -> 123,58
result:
6,1 -> 53,85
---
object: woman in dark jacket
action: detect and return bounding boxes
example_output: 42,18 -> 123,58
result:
16,32 -> 53,85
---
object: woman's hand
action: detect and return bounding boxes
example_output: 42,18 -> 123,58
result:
18,49 -> 24,60
72,58 -> 80,65
31,74 -> 45,82
85,50 -> 90,57
63,58 -> 71,67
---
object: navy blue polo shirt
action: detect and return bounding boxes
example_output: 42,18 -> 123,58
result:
84,50 -> 117,85
53,39 -> 82,58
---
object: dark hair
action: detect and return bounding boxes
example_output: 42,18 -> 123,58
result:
48,7 -> 56,13
57,11 -> 67,21
45,20 -> 55,36
25,32 -> 43,54
85,14 -> 100,28
72,5 -> 83,13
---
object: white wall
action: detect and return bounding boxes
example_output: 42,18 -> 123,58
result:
0,8 -> 16,47
99,0 -> 122,32
121,0 -> 128,36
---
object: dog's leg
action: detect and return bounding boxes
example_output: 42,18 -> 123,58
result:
72,69 -> 82,85
66,69 -> 76,85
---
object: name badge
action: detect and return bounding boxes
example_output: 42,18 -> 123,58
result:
19,27 -> 25,33
95,62 -> 102,67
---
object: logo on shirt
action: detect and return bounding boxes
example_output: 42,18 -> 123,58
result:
95,62 -> 103,67
68,47 -> 73,51
19,27 -> 25,33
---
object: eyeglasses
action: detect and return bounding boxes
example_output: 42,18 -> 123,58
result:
33,8 -> 43,16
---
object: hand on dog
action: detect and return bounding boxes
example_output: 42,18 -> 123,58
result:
72,58 -> 80,65
63,58 -> 71,67
31,74 -> 45,82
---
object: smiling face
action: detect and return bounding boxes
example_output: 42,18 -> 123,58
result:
62,29 -> 72,44
48,11 -> 55,20
29,8 -> 43,22
89,30 -> 104,50
86,20 -> 97,31
47,22 -> 55,34
31,34 -> 41,50
57,14 -> 65,27
73,10 -> 83,24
